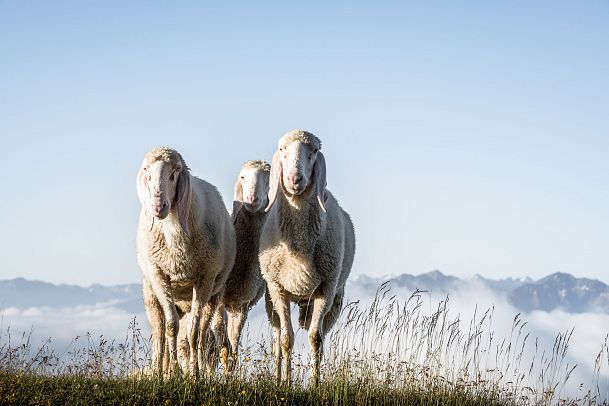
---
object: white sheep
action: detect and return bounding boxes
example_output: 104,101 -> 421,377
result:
219,160 -> 271,369
136,147 -> 236,376
259,130 -> 356,385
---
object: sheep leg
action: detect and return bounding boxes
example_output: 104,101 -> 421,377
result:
265,291 -> 282,383
308,295 -> 330,386
177,314 -> 190,372
298,300 -> 313,330
144,267 -> 180,376
187,281 -> 212,376
162,345 -> 169,373
143,278 -> 165,375
266,282 -> 293,386
226,306 -> 247,372
209,300 -> 230,373
198,296 -> 217,377
322,288 -> 344,334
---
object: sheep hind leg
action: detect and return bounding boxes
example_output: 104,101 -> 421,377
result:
322,289 -> 344,335
298,300 -> 313,330
177,314 -> 190,373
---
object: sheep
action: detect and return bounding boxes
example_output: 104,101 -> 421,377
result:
220,160 -> 271,369
136,147 -> 236,376
259,130 -> 356,385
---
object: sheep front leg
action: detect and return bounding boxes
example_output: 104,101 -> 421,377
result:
308,295 -> 330,386
226,306 -> 247,372
210,301 -> 230,372
187,280 -> 212,376
147,271 -> 180,375
266,282 -> 293,385
265,291 -> 282,383
198,295 -> 219,377
177,315 -> 190,372
142,278 -> 165,375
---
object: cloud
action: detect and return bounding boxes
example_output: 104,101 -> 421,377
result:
0,302 -> 149,352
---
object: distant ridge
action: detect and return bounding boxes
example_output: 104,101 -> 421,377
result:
508,272 -> 609,313
348,271 -> 609,314
2,271 -> 608,314
0,278 -> 142,313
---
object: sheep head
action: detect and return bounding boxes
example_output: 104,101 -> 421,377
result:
233,160 -> 271,220
266,129 -> 327,213
137,147 -> 192,236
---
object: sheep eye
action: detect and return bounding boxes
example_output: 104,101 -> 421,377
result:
170,173 -> 176,182
240,175 -> 245,180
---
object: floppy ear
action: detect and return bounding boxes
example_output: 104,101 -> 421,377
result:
176,167 -> 192,236
232,177 -> 243,224
313,151 -> 327,212
265,149 -> 283,212
136,164 -> 151,216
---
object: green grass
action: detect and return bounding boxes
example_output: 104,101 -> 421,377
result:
0,372 -> 512,406
1,285 -> 608,405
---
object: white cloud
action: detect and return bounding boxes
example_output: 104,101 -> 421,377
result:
0,302 -> 149,351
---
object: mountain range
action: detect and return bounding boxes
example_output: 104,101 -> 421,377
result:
1,271 -> 608,314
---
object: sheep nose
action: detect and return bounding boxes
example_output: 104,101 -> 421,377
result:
289,174 -> 303,186
153,202 -> 167,215
245,195 -> 259,204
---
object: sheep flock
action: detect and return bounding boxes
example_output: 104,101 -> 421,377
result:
136,129 -> 355,385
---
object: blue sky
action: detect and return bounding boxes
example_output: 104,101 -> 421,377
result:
1,1 -> 608,286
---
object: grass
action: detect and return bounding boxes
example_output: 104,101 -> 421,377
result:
1,284 -> 608,405
0,372 -> 513,406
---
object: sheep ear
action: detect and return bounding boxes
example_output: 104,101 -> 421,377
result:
313,151 -> 327,212
232,177 -> 243,224
265,149 -> 282,212
176,168 -> 192,236
136,165 -> 151,216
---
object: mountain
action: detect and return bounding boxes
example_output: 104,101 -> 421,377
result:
1,271 -> 608,315
508,272 -> 609,313
473,274 -> 534,292
349,271 -> 530,296
0,277 -> 143,313
347,271 -> 609,314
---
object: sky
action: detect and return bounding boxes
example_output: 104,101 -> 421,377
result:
1,1 -> 608,286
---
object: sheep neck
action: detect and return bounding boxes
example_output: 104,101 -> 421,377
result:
160,210 -> 188,248
276,183 -> 325,255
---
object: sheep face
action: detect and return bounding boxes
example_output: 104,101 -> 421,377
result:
279,141 -> 319,196
137,147 -> 192,235
267,130 -> 327,212
237,167 -> 269,213
141,161 -> 181,219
